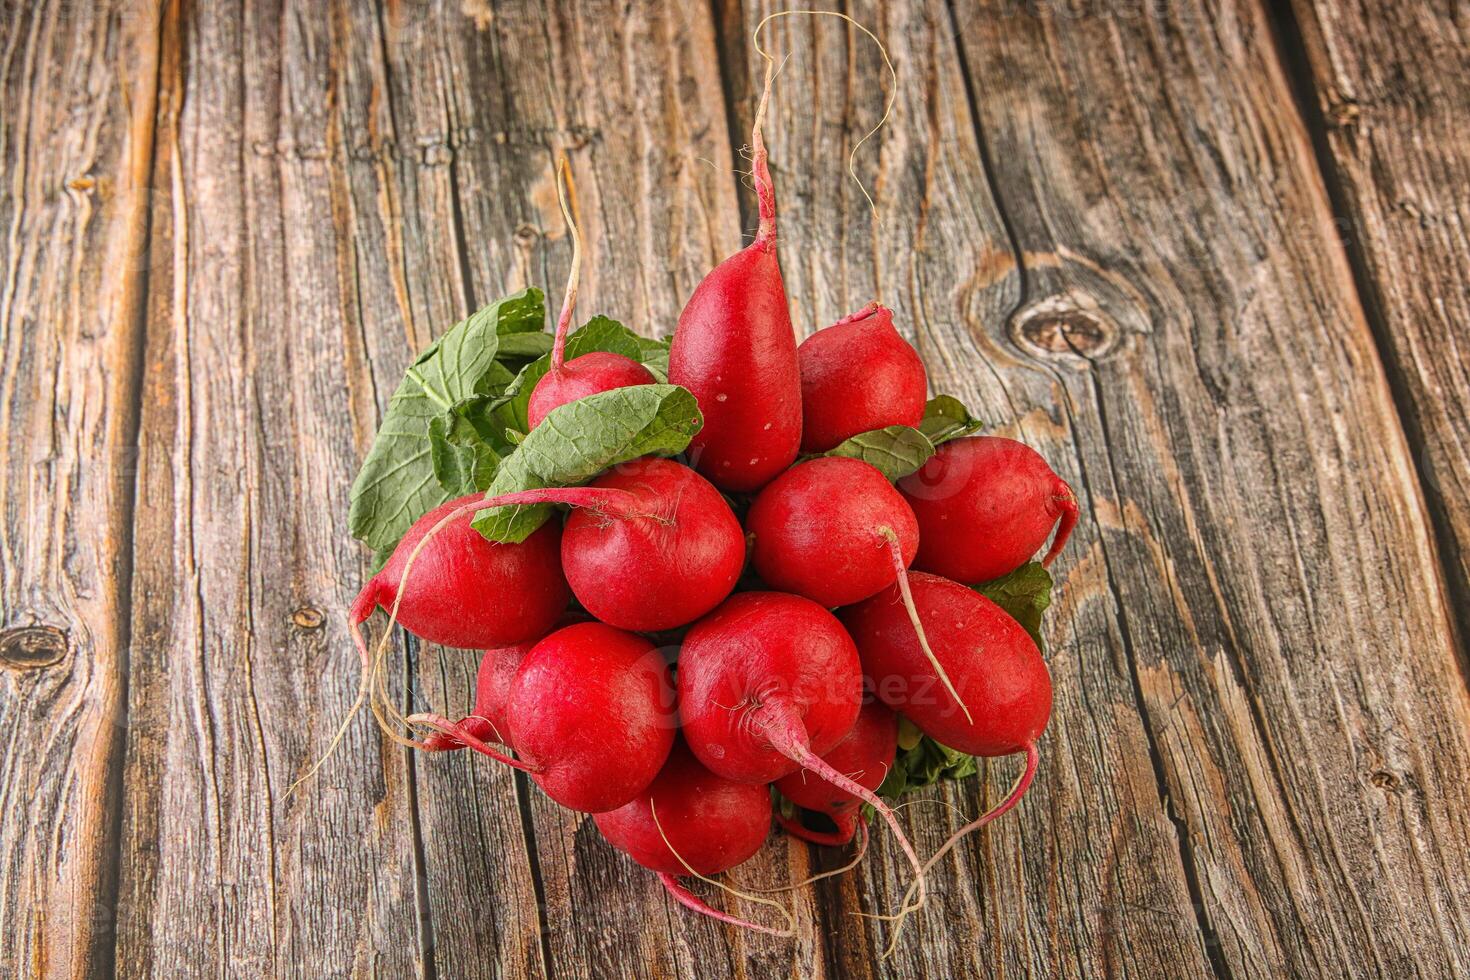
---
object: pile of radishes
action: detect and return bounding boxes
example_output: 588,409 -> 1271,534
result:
333,60 -> 1076,944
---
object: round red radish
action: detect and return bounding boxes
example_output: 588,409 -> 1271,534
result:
677,590 -> 928,908
595,740 -> 771,876
677,592 -> 861,784
774,700 -> 897,846
669,70 -> 800,492
747,456 -> 918,608
560,458 -> 743,630
843,572 -> 1051,758
350,495 -> 568,650
594,740 -> 779,934
798,303 -> 926,453
474,458 -> 743,632
528,352 -> 655,430
508,622 -> 676,813
898,436 -> 1078,583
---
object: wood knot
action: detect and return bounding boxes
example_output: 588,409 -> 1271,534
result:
1012,300 -> 1117,359
1370,770 -> 1401,792
513,223 -> 540,247
0,625 -> 69,670
291,606 -> 325,630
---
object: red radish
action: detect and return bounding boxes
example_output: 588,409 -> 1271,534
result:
417,622 -> 676,813
798,303 -> 927,453
898,436 -> 1078,583
527,156 -> 654,430
350,495 -> 568,651
774,700 -> 897,847
844,572 -> 1048,868
594,741 -> 786,935
422,640 -> 532,752
475,458 -> 743,631
669,62 -> 800,492
746,456 -> 972,721
676,591 -> 927,912
747,456 -> 918,608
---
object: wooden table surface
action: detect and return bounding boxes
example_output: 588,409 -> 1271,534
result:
3,1 -> 1468,977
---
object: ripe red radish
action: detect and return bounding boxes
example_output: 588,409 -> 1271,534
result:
417,621 -> 676,813
350,495 -> 569,651
527,156 -> 654,430
774,700 -> 897,847
746,456 -> 971,721
477,458 -> 743,631
747,456 -> 918,608
669,62 -> 800,492
422,640 -> 532,752
844,572 -> 1048,857
676,591 -> 927,912
798,303 -> 927,453
594,741 -> 787,935
898,436 -> 1078,583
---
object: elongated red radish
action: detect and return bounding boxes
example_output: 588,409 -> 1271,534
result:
477,458 -> 743,631
798,303 -> 927,453
746,457 -> 971,721
527,156 -> 654,430
594,741 -> 788,935
676,591 -> 927,914
422,640 -> 532,752
898,436 -> 1078,583
350,495 -> 568,651
418,621 -> 676,813
668,60 -> 799,492
774,700 -> 897,847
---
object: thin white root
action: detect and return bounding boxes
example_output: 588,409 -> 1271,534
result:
651,802 -> 797,937
751,9 -> 897,226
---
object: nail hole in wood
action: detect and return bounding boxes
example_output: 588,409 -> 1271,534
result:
0,626 -> 69,670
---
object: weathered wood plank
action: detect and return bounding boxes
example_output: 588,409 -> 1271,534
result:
117,1 -> 426,973
721,2 -> 1219,977
1285,0 -> 1470,648
367,1 -> 832,975
0,1 -> 158,976
948,1 -> 1470,977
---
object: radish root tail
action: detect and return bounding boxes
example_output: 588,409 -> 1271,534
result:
758,818 -> 870,892
550,154 -> 582,372
875,742 -> 1041,952
754,697 -> 927,925
651,802 -> 797,936
880,528 -> 973,725
1043,481 -> 1079,568
752,10 -> 896,233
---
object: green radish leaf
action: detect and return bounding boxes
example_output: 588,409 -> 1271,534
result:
877,730 -> 979,799
495,316 -> 649,435
637,336 -> 672,382
495,331 -> 556,363
919,395 -> 984,445
472,384 -> 702,542
974,562 -> 1053,653
429,413 -> 502,496
348,287 -> 545,554
825,425 -> 936,481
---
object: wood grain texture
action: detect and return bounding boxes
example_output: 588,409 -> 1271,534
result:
723,2 -> 1219,976
0,2 -> 158,977
951,0 -> 1470,977
118,1 -> 425,974
1285,0 -> 1470,648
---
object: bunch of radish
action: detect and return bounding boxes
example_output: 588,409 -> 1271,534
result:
328,29 -> 1077,949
